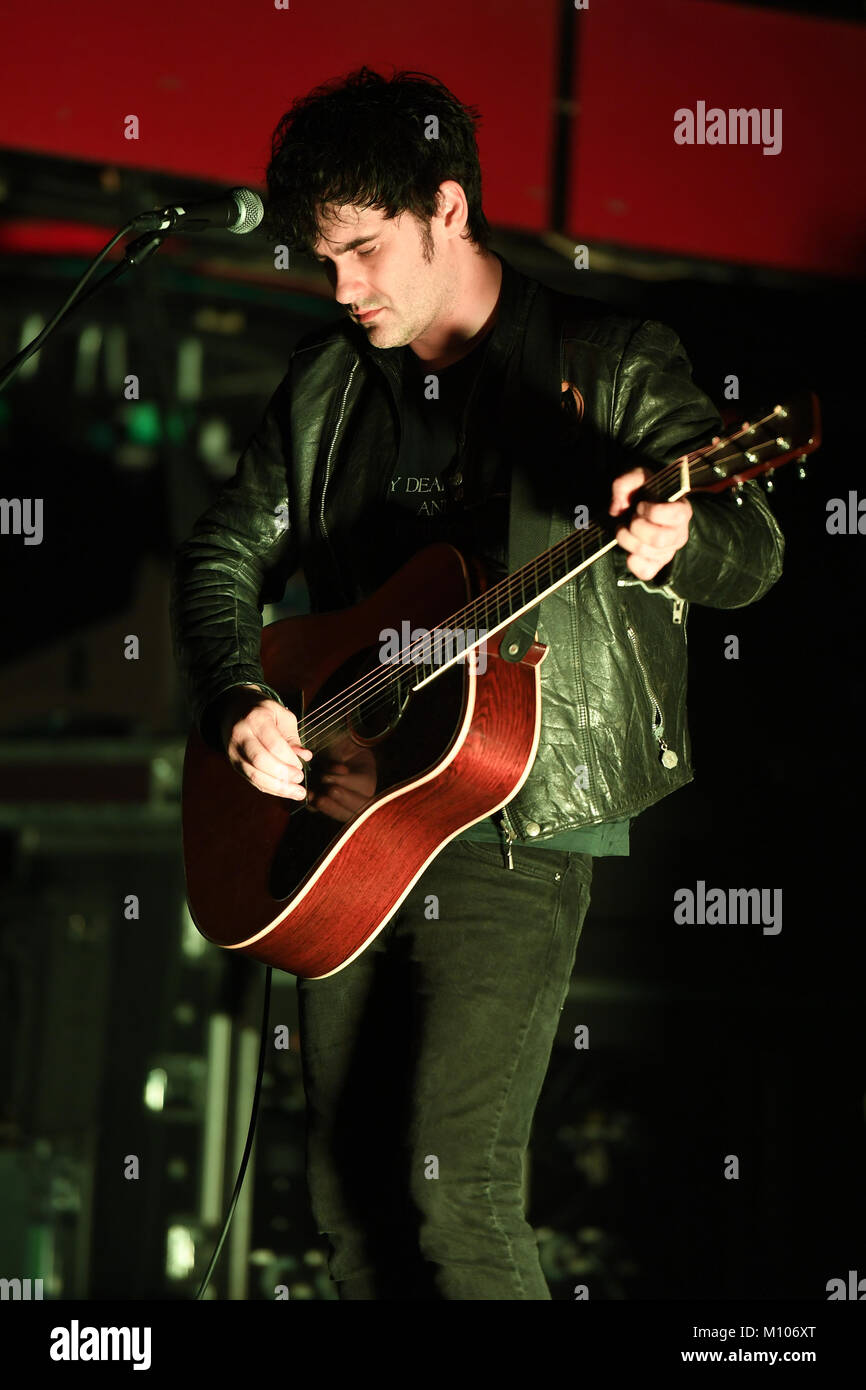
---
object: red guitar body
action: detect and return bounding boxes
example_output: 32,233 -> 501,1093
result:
181,543 -> 546,979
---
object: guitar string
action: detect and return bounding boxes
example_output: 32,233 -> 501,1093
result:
298,415 -> 795,754
294,442 -> 714,753
298,414 -> 783,751
295,410 -> 785,750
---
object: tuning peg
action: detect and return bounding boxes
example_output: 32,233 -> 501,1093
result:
763,469 -> 775,493
797,455 -> 808,480
734,482 -> 744,506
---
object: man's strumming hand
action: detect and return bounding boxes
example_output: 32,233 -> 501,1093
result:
215,685 -> 312,799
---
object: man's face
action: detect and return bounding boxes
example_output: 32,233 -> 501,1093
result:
310,201 -> 458,351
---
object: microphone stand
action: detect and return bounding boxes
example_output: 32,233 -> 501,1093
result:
0,225 -> 167,393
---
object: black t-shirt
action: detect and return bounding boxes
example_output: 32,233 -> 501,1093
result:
389,337 -> 485,515
385,334 -> 509,582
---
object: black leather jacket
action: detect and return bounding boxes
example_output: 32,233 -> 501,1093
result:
170,253 -> 784,843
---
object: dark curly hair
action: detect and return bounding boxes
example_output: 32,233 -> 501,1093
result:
265,66 -> 491,256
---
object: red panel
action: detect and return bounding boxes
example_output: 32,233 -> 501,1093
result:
4,0 -> 860,275
1,0 -> 558,235
569,0 -> 866,276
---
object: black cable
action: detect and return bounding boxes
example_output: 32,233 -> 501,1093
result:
195,965 -> 272,1300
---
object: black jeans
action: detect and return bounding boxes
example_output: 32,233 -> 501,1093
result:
296,838 -> 593,1299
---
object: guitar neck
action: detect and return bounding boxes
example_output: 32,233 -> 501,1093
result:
398,393 -> 820,687
411,455 -> 701,684
479,457 -> 695,634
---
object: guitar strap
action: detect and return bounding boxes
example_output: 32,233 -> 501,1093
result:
499,281 -> 565,663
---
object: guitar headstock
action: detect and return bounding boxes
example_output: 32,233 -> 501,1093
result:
687,390 -> 822,493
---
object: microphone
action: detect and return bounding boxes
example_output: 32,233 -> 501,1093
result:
131,187 -> 265,235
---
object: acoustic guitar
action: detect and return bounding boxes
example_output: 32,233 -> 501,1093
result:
181,392 -> 820,979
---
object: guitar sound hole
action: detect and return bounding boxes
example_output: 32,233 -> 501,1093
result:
267,654 -> 467,899
347,651 -> 412,743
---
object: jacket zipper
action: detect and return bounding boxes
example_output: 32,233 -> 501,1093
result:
626,624 -> 679,768
498,805 -> 516,870
459,344 -> 519,869
450,335 -> 494,496
319,360 -> 358,557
